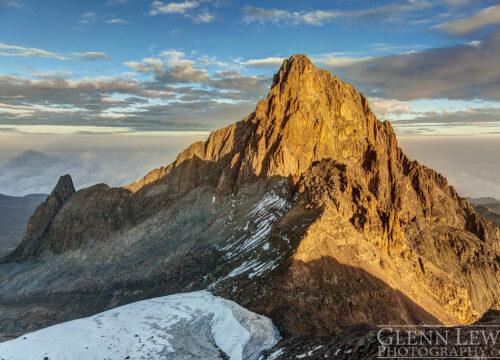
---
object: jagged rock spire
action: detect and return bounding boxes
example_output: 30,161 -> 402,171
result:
128,54 -> 393,194
1,174 -> 75,262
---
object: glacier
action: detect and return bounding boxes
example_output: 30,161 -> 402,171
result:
0,290 -> 280,360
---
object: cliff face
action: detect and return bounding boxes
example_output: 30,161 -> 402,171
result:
0,55 -> 498,339
2,175 -> 75,262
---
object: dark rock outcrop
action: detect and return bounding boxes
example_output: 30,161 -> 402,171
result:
0,193 -> 47,258
2,175 -> 75,262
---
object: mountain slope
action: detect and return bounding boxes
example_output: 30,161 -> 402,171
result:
0,55 -> 498,341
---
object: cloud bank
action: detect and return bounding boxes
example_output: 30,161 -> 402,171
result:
317,29 -> 500,101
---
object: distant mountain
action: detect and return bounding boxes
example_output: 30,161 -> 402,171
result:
0,150 -> 65,196
0,193 -> 47,258
466,197 -> 500,206
0,55 -> 498,358
466,197 -> 500,226
1,150 -> 57,170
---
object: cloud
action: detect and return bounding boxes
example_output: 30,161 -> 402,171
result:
79,13 -> 128,25
105,18 -> 127,24
0,43 -> 69,60
317,29 -> 500,101
313,55 -> 374,67
124,58 -> 166,75
29,71 -> 74,79
129,50 -> 270,94
188,12 -> 215,23
0,75 -> 143,111
243,57 -> 284,67
72,52 -> 110,61
368,98 -> 411,117
0,139 -> 206,196
0,42 -> 109,61
0,0 -> 21,7
105,0 -> 127,6
395,106 -> 500,129
434,5 -> 500,35
79,12 -> 97,24
0,50 -> 271,133
242,1 -> 432,26
149,1 -> 216,23
242,7 -> 291,25
398,135 -> 500,199
149,0 -> 199,15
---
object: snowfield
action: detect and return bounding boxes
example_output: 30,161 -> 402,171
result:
0,291 -> 280,360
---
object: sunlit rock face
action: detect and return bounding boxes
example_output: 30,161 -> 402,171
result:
0,55 -> 498,342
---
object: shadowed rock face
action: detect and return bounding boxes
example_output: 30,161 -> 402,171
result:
0,193 -> 47,258
0,55 -> 499,340
2,175 -> 75,262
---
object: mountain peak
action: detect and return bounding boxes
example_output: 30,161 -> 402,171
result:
245,53 -> 385,181
128,54 -> 388,193
52,174 -> 75,203
1,174 -> 75,262
271,54 -> 315,87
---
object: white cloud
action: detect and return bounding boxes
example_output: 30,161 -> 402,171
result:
368,98 -> 411,117
105,18 -> 127,24
72,52 -> 110,61
79,12 -> 97,24
189,12 -> 215,23
0,43 -> 68,60
242,57 -> 284,67
0,43 -> 109,61
434,5 -> 500,35
149,1 -> 215,24
124,58 -> 165,74
314,55 -> 374,67
242,1 -> 432,26
149,0 -> 199,15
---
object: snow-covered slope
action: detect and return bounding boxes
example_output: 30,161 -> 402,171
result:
0,291 -> 280,360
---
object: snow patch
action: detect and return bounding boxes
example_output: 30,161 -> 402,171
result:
266,347 -> 284,360
213,190 -> 291,282
296,345 -> 323,358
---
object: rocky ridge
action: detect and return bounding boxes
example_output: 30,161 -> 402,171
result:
0,55 -> 498,348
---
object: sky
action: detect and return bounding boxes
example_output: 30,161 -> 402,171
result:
0,0 -> 500,197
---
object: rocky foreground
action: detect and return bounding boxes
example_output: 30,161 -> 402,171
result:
0,54 -> 498,358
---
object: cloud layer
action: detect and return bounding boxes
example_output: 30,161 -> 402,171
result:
0,43 -> 108,61
242,1 -> 433,26
0,49 -> 269,132
434,5 -> 500,35
317,29 -> 500,101
0,134 -> 206,196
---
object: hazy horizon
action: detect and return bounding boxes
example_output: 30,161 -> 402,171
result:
1,132 -> 499,201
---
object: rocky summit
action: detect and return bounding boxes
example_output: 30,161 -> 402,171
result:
0,55 -> 499,356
